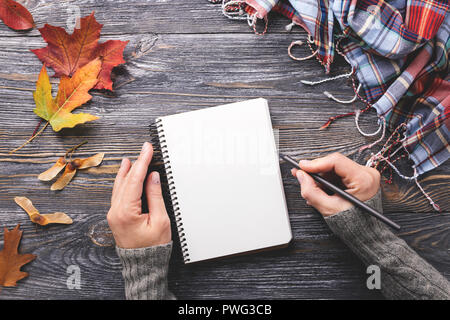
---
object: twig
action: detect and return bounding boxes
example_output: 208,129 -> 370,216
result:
31,119 -> 43,137
65,140 -> 88,160
10,122 -> 49,154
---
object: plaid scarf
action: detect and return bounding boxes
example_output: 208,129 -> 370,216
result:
219,0 -> 449,176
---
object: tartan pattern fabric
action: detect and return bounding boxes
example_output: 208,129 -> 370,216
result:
247,0 -> 336,71
234,0 -> 450,175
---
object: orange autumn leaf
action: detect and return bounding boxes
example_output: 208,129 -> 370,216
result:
33,59 -> 101,132
31,12 -> 129,91
0,0 -> 34,31
0,224 -> 36,288
51,153 -> 105,191
14,197 -> 73,225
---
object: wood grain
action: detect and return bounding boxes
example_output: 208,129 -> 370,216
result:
0,211 -> 448,299
0,0 -> 448,300
0,0 -> 304,37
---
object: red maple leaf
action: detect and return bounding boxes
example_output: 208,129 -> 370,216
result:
0,0 -> 34,30
31,12 -> 128,91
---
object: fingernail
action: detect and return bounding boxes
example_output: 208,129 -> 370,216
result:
151,171 -> 160,184
299,160 -> 310,167
120,158 -> 126,168
296,170 -> 304,184
290,168 -> 296,176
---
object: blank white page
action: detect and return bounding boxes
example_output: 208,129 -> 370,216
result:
157,98 -> 292,263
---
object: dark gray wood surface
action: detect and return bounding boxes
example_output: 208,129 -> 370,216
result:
0,0 -> 448,300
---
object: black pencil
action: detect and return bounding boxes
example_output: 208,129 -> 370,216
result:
280,153 -> 401,230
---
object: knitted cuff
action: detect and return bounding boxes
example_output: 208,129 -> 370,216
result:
324,190 -> 383,246
116,242 -> 173,267
115,242 -> 173,300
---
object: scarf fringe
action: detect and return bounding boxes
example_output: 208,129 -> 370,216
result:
220,0 -> 268,35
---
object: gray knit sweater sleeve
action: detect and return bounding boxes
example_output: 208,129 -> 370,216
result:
325,190 -> 450,300
114,192 -> 449,300
115,242 -> 176,300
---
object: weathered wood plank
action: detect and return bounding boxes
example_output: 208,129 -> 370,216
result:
0,129 -> 449,214
0,32 -> 350,94
0,0 -> 301,37
0,210 -> 448,299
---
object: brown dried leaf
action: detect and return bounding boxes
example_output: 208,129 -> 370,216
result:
39,153 -> 104,191
0,224 -> 36,288
77,152 -> 105,169
14,196 -> 73,225
50,164 -> 76,191
40,213 -> 73,225
14,196 -> 39,219
38,157 -> 66,181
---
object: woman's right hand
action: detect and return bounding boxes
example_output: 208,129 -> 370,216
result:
291,152 -> 381,217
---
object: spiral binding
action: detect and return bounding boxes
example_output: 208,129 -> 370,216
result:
154,118 -> 190,263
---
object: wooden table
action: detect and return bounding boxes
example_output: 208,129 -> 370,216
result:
0,0 -> 448,300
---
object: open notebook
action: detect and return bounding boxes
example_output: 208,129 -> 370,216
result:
155,98 -> 292,263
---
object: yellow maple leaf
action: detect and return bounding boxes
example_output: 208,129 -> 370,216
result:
33,59 -> 101,132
